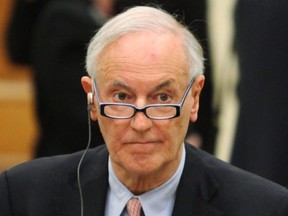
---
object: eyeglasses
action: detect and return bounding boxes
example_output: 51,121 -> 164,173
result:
93,78 -> 194,120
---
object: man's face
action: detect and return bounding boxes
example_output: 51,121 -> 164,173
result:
90,30 -> 203,180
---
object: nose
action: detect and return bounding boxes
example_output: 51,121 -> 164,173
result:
130,110 -> 153,131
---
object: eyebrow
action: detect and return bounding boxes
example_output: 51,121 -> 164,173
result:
153,79 -> 175,91
111,79 -> 176,92
112,80 -> 129,89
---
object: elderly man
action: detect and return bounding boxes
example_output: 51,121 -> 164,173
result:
1,6 -> 288,216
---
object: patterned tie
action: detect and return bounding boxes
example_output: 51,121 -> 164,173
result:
126,197 -> 142,216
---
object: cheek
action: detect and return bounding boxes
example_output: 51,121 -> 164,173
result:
98,118 -> 124,142
157,118 -> 188,146
98,120 -> 121,160
173,115 -> 190,141
97,118 -> 133,156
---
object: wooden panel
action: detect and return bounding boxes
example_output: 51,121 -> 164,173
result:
0,80 -> 37,171
0,0 -> 36,171
0,0 -> 31,78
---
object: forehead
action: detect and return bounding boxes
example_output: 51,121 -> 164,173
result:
96,30 -> 189,84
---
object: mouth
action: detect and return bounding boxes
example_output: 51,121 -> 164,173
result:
125,141 -> 159,145
124,141 -> 159,155
124,141 -> 161,152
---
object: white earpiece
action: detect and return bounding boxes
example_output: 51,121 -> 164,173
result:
87,92 -> 93,105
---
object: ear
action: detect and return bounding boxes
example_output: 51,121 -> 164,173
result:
81,76 -> 98,121
81,76 -> 93,93
190,75 -> 205,122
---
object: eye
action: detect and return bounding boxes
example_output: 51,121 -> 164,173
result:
159,94 -> 168,101
115,92 -> 128,101
157,93 -> 171,103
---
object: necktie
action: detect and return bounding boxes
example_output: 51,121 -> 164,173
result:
126,197 -> 142,216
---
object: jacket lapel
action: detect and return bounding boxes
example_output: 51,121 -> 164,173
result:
55,146 -> 109,216
172,144 -> 224,216
54,144 -> 224,216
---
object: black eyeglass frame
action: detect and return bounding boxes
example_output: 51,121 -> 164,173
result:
92,78 -> 195,120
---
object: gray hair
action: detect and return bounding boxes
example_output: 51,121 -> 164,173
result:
86,6 -> 204,80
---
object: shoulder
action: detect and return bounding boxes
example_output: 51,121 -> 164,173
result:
39,1 -> 96,26
184,144 -> 288,214
1,145 -> 108,189
32,1 -> 99,52
186,144 -> 288,192
0,145 -> 108,213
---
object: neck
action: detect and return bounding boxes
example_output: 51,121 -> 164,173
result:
113,147 -> 183,194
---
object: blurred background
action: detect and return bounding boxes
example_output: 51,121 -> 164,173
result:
0,0 -> 37,171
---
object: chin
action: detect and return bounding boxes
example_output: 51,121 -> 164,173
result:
126,156 -> 163,175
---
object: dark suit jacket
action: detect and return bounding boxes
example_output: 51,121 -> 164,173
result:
6,0 -> 105,158
29,1 -> 104,157
6,1 -> 104,158
231,0 -> 288,187
1,144 -> 288,215
6,0 -> 90,64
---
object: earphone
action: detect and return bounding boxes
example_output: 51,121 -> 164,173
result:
87,92 -> 93,105
77,92 -> 93,216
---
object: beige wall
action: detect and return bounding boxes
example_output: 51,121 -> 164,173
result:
208,0 -> 238,162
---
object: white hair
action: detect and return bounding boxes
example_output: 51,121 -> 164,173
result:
86,6 -> 204,80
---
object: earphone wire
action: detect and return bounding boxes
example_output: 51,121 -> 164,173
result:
77,105 -> 92,216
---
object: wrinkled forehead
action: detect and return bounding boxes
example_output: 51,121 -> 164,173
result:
95,30 -> 189,83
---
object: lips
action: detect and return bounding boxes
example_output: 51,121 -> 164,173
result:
125,141 -> 159,145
